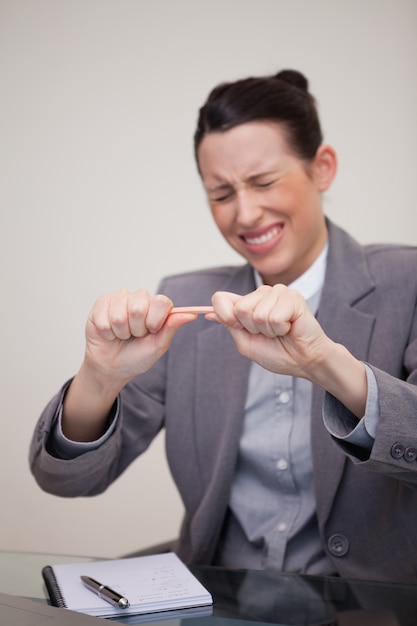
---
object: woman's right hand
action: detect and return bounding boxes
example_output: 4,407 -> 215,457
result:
61,289 -> 197,442
84,289 -> 196,386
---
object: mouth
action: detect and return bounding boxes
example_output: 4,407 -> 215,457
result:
239,224 -> 284,252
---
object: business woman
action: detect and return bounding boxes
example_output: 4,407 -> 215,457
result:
30,69 -> 417,583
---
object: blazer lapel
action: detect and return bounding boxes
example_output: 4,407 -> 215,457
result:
312,221 -> 376,525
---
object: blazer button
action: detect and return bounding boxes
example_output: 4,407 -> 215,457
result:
390,443 -> 405,459
404,447 -> 417,462
327,534 -> 349,557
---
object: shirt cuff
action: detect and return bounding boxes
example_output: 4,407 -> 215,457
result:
48,394 -> 119,460
323,364 -> 379,451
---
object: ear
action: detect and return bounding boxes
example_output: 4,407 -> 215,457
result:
313,144 -> 337,191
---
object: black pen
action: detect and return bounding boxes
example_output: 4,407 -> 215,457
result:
80,575 -> 130,609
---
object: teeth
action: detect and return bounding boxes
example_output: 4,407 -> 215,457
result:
244,226 -> 280,245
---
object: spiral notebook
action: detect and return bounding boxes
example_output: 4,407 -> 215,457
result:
42,552 -> 212,619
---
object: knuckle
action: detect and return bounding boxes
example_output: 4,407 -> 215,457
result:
153,294 -> 170,306
110,313 -> 127,329
252,309 -> 265,325
129,301 -> 147,318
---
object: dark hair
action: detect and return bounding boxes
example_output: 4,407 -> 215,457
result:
194,69 -> 323,166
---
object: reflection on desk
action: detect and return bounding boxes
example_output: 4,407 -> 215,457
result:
1,553 -> 416,626
193,566 -> 417,626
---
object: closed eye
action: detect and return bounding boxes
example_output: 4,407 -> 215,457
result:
211,190 -> 235,203
253,178 -> 277,189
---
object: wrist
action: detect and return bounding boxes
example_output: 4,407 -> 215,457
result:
61,362 -> 122,442
308,340 -> 368,418
76,360 -> 125,403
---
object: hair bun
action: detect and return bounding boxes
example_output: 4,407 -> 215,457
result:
275,69 -> 308,92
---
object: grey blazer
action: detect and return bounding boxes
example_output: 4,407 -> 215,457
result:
30,221 -> 417,583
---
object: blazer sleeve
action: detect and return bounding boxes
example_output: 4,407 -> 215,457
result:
29,354 -> 168,497
323,329 -> 417,485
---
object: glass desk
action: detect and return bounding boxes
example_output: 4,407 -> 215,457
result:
1,551 -> 417,626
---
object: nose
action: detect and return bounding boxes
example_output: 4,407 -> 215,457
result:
235,190 -> 263,227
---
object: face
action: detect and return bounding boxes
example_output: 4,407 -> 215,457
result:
197,121 -> 336,286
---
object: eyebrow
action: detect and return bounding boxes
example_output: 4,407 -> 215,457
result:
247,170 -> 277,182
206,182 -> 233,194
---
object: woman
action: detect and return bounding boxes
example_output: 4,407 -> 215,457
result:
30,69 -> 417,583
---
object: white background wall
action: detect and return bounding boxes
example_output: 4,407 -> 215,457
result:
1,0 -> 416,559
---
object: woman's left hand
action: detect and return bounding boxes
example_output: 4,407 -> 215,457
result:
209,285 -> 367,418
210,285 -> 328,378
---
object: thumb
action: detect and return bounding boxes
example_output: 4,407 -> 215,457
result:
164,312 -> 198,330
151,313 -> 196,355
